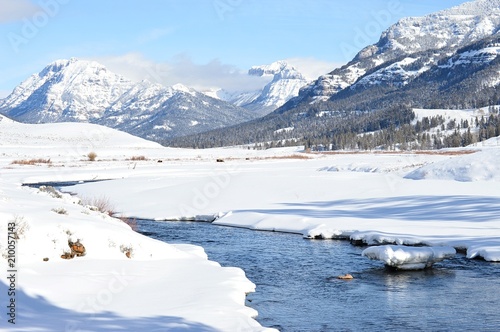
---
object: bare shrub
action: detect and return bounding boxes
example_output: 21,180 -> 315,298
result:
10,215 -> 30,240
39,186 -> 63,199
81,196 -> 115,216
87,152 -> 97,161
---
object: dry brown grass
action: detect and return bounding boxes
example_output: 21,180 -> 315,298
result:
317,150 -> 479,156
128,155 -> 148,161
238,154 -> 314,161
262,154 -> 314,160
117,216 -> 138,231
11,158 -> 52,165
412,150 -> 478,156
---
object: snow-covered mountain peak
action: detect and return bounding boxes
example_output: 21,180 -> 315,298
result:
171,83 -> 197,96
214,60 -> 309,114
0,58 -> 134,122
443,0 -> 500,16
371,0 -> 500,59
248,60 -> 295,77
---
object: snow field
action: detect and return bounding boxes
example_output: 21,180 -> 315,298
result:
1,116 -> 500,331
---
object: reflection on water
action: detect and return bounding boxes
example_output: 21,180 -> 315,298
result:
139,219 -> 500,332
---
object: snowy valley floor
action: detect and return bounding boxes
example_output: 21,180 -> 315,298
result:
1,118 -> 500,331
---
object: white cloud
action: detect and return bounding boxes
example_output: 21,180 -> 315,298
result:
284,57 -> 344,80
89,53 -> 270,93
0,0 -> 40,23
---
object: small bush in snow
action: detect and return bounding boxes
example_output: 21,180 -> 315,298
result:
39,185 -> 63,199
52,207 -> 68,215
120,244 -> 133,258
1,216 -> 30,245
81,196 -> 115,216
87,152 -> 97,161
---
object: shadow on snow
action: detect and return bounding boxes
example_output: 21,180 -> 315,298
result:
239,195 -> 500,223
0,281 -> 217,332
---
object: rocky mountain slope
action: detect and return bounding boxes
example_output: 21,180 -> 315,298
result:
293,0 -> 500,105
0,58 -> 256,141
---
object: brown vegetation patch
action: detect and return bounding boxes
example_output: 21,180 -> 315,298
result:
117,216 -> 138,231
128,155 -> 148,161
412,150 -> 479,156
245,154 -> 314,161
11,158 -> 51,165
317,149 -> 479,156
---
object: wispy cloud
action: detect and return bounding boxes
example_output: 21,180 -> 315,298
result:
0,0 -> 40,23
90,53 -> 270,93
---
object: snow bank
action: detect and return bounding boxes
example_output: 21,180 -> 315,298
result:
406,148 -> 500,181
362,245 -> 456,270
0,181 -> 271,331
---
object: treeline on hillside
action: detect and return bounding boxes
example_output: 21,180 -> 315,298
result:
308,107 -> 500,151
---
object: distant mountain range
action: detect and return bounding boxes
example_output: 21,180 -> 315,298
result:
167,0 -> 500,148
0,58 -> 306,141
2,0 -> 500,148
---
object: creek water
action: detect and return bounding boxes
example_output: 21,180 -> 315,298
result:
137,219 -> 500,332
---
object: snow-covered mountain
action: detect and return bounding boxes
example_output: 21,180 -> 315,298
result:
169,0 -> 500,148
206,61 -> 309,115
0,58 -> 134,122
294,0 -> 500,104
0,58 -> 257,141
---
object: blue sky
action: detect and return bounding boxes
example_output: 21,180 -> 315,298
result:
0,0 -> 470,97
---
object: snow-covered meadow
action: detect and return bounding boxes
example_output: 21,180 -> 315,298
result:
1,111 -> 500,330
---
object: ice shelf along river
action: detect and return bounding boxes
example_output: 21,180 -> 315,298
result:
137,219 -> 500,332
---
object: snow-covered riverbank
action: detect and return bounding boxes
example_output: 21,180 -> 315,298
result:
0,118 -> 276,331
1,115 -> 500,330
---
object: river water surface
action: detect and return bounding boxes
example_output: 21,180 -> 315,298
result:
137,219 -> 500,332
